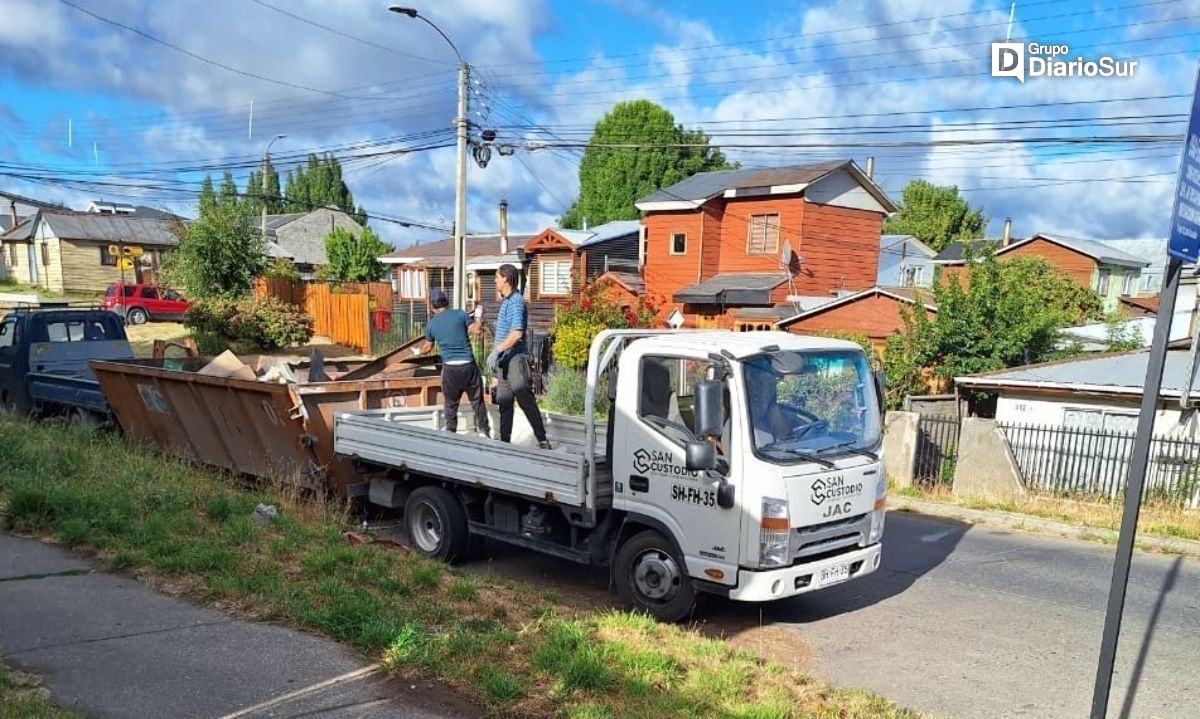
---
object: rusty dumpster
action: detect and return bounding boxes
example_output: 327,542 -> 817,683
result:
90,355 -> 443,496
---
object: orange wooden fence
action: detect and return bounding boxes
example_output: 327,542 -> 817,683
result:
303,283 -> 370,352
253,278 -> 376,352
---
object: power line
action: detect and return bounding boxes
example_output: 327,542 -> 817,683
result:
249,0 -> 452,65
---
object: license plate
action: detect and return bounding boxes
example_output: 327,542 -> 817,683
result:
818,562 -> 851,587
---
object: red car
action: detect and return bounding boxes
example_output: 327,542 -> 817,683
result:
102,284 -> 191,324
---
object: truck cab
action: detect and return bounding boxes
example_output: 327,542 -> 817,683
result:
607,332 -> 886,610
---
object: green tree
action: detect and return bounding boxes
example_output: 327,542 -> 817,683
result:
884,244 -> 1102,405
317,227 -> 393,282
559,100 -> 732,229
199,175 -> 217,215
284,153 -> 367,225
244,159 -> 284,215
883,180 -> 988,253
217,171 -> 240,206
165,192 -> 266,299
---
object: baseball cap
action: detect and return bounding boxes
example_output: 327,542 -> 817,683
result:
431,288 -> 449,308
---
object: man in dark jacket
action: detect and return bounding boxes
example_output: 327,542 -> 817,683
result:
415,289 -> 491,438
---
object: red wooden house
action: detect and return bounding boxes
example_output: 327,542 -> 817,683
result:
634,160 -> 896,330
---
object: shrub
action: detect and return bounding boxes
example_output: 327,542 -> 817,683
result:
262,257 -> 300,282
542,369 -> 587,417
550,282 -> 660,370
185,296 -> 313,352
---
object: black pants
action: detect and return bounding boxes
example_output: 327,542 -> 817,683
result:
495,352 -> 546,443
441,362 -> 490,435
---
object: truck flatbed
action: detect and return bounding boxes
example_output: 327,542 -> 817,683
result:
334,407 -> 610,511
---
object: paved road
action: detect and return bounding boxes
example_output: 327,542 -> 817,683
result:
452,511 -> 1200,719
701,512 -> 1200,719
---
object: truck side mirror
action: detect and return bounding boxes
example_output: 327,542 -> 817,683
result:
685,440 -> 717,472
874,369 -> 885,410
693,380 -> 724,438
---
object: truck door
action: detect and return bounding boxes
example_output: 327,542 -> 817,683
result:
612,352 -> 742,583
0,316 -> 24,410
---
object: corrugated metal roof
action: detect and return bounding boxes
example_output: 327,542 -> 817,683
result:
41,211 -> 180,247
1028,234 -> 1148,268
637,161 -> 848,204
597,270 -> 646,294
678,273 -> 788,293
1,218 -> 33,241
933,239 -> 996,262
577,220 -> 640,247
880,234 -> 937,257
956,348 -> 1200,396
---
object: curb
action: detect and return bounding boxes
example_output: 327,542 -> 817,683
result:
888,496 -> 1200,559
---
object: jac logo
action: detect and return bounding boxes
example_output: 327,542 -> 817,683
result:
811,475 -> 863,506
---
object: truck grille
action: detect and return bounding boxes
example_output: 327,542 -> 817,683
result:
791,513 -> 869,561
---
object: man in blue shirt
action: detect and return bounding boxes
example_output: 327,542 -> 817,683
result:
488,264 -> 550,449
416,288 -> 491,438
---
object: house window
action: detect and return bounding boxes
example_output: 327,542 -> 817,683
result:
902,265 -> 926,287
100,246 -> 118,267
399,268 -> 426,299
747,214 -> 780,255
9,244 -> 17,267
1097,269 -> 1111,295
539,257 -> 572,296
639,225 -> 648,268
1121,271 -> 1134,296
40,243 -> 49,267
735,321 -> 774,332
670,233 -> 687,255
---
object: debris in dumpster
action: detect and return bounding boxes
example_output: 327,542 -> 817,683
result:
307,348 -> 329,383
252,503 -> 279,524
256,357 -> 299,385
196,350 -> 256,381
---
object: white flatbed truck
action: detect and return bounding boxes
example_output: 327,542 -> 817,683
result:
333,330 -> 887,621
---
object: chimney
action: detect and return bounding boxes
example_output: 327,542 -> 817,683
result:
582,217 -> 589,232
499,199 -> 509,255
9,200 -> 16,232
864,156 -> 875,179
1002,217 -> 1012,247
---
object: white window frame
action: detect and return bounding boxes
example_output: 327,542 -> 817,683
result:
539,257 -> 573,296
1097,268 -> 1111,295
747,214 -> 780,255
670,232 -> 687,255
1121,271 -> 1134,296
399,268 -> 426,299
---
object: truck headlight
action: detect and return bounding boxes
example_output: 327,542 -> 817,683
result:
760,497 -> 790,568
869,500 -> 886,543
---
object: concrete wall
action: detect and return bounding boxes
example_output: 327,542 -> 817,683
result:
952,418 -> 1026,501
882,410 -> 918,488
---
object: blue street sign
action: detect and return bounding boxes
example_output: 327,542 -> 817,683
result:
1168,64 -> 1200,263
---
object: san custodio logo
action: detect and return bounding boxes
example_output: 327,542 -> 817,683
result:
811,475 -> 863,506
991,42 -> 1137,83
633,448 -> 697,478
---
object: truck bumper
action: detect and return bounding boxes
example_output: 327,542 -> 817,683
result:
727,543 -> 882,602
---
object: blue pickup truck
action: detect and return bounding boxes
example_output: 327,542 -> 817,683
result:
0,309 -> 134,421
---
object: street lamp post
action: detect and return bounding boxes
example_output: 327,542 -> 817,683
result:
389,5 -> 469,310
262,133 -> 286,249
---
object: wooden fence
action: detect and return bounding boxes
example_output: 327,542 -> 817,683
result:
253,278 -> 381,353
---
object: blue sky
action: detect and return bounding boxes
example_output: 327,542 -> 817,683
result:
1,0 -> 1199,247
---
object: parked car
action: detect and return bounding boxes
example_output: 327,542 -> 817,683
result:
101,283 -> 190,324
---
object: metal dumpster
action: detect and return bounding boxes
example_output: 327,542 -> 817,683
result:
90,354 -> 443,496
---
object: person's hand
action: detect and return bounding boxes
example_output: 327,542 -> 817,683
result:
486,349 -> 499,372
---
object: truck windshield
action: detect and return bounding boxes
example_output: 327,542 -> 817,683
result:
743,349 -> 881,463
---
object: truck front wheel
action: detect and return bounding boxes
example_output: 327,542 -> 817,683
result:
614,530 -> 696,622
404,486 -> 469,564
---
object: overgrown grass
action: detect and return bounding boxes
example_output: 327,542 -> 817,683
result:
0,660 -> 82,719
895,483 -> 1200,543
0,418 -> 920,718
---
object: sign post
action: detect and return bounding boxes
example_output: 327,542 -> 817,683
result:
1089,62 -> 1200,719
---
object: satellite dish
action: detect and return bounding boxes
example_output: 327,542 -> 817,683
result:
667,308 -> 684,330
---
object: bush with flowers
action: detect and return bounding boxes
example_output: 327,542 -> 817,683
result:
549,281 -> 660,370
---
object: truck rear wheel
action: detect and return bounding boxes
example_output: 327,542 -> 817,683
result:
404,486 -> 469,564
614,530 -> 696,623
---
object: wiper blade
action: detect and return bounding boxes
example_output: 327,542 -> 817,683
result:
820,440 -> 878,460
765,447 -> 835,468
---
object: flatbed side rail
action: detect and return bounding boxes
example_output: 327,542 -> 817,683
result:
335,410 -> 589,507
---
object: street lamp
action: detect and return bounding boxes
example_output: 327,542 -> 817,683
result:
262,133 -> 286,248
389,5 -> 470,310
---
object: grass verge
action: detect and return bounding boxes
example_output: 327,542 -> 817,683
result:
0,418 -> 919,718
0,660 -> 82,719
895,485 -> 1200,544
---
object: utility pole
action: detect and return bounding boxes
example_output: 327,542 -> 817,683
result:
453,60 -> 470,310
263,134 -> 286,250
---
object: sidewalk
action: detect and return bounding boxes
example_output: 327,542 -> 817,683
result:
0,534 -> 477,719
